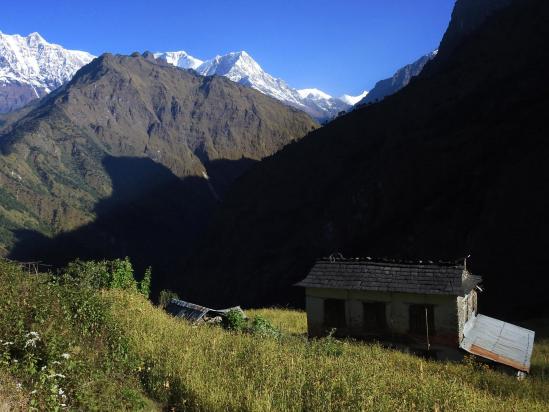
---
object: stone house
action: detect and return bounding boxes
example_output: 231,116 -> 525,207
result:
296,257 -> 535,372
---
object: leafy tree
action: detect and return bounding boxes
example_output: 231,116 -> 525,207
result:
138,267 -> 152,298
109,258 -> 136,290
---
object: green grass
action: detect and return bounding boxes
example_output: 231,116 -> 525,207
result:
1,259 -> 548,411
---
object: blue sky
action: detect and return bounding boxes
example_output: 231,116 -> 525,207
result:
0,0 -> 455,96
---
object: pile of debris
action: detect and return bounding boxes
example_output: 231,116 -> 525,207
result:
165,298 -> 245,324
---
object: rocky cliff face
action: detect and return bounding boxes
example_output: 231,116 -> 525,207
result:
0,52 -> 317,289
356,51 -> 437,106
182,0 -> 549,317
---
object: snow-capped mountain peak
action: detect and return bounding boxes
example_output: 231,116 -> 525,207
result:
0,31 -> 95,112
182,50 -> 351,121
153,51 -> 203,70
297,88 -> 333,101
198,51 -> 265,81
340,90 -> 369,105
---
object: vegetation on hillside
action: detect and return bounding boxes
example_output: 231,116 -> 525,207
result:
0,258 -> 548,411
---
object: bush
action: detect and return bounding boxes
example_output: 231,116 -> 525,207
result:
60,257 -> 152,296
158,290 -> 179,308
248,316 -> 281,338
225,309 -> 246,331
0,259 -> 149,410
138,267 -> 152,298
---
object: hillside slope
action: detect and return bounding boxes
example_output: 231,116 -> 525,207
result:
183,0 -> 549,317
0,52 -> 317,288
1,260 -> 548,410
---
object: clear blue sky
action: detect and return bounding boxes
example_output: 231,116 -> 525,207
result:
0,0 -> 455,96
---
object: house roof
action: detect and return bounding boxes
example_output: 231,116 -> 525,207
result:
165,298 -> 244,323
460,314 -> 535,372
295,258 -> 482,296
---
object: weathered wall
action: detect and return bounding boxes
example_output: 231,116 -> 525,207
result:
457,289 -> 478,340
305,288 -> 460,345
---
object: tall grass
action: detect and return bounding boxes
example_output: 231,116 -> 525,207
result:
109,291 -> 549,411
1,259 -> 548,411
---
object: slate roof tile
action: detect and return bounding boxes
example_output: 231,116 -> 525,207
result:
296,258 -> 482,296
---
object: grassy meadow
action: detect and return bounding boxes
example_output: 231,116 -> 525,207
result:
0,259 -> 548,411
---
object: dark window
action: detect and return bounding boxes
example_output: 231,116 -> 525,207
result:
324,299 -> 346,329
409,304 -> 435,336
363,302 -> 387,332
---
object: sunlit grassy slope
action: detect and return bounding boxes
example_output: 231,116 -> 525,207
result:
1,260 -> 548,411
110,292 -> 549,411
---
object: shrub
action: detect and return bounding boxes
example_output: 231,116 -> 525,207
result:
60,257 -> 152,295
0,259 -> 149,410
225,309 -> 246,331
138,267 -> 152,298
158,290 -> 179,308
109,257 -> 136,290
248,316 -> 281,338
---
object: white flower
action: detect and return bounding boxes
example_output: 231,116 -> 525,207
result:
16,383 -> 22,390
58,388 -> 64,395
25,339 -> 37,348
61,353 -> 70,360
24,332 -> 40,348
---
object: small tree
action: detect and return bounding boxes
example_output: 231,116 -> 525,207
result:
138,267 -> 152,298
109,258 -> 136,290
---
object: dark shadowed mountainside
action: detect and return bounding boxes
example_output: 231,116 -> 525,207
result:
0,52 -> 317,290
183,0 -> 549,318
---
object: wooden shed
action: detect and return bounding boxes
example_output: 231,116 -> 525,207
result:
296,257 -> 535,372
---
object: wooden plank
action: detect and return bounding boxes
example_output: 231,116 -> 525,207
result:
469,344 -> 529,372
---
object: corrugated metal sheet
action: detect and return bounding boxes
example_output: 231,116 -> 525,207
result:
165,300 -> 210,322
460,314 -> 535,372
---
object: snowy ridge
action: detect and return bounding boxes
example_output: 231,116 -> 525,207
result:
297,88 -> 332,100
161,49 -> 364,121
340,90 -> 368,105
153,51 -> 203,70
0,30 -> 366,120
0,31 -> 94,112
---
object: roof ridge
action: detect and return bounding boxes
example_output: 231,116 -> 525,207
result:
319,256 -> 465,268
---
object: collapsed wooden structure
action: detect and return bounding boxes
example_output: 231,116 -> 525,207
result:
165,298 -> 244,323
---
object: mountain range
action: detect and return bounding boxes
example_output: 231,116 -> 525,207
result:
1,0 -> 540,321
0,32 -> 365,120
178,0 -> 549,318
0,31 -> 442,122
0,52 -> 316,290
0,31 -> 94,113
156,50 -> 364,121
